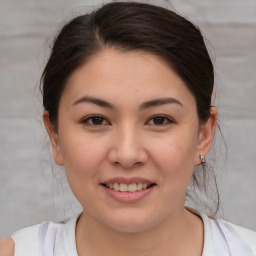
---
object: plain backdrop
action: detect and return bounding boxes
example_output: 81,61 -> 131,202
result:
0,0 -> 256,237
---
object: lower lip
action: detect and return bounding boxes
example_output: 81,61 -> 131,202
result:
101,185 -> 155,203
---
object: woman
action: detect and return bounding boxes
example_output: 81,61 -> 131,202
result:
1,2 -> 255,255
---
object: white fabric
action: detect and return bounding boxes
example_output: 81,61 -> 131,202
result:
38,222 -> 62,256
11,224 -> 40,256
11,212 -> 256,256
210,219 -> 255,256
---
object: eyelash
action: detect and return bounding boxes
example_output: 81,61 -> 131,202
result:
82,115 -> 110,126
81,114 -> 174,127
147,114 -> 175,126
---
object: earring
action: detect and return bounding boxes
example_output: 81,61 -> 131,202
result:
199,154 -> 206,164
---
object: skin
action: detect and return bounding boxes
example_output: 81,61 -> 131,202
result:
0,238 -> 14,256
40,48 -> 217,256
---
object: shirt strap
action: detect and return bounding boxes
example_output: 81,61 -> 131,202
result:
39,222 -> 62,256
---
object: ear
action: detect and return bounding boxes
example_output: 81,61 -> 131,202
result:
43,111 -> 64,166
194,107 -> 218,165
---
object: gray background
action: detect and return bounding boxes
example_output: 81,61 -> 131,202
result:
0,0 -> 256,237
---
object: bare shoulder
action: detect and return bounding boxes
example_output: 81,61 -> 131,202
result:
0,238 -> 15,256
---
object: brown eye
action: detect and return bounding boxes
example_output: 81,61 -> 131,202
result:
147,115 -> 173,126
82,115 -> 109,126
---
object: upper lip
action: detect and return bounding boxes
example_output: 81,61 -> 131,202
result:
101,177 -> 155,185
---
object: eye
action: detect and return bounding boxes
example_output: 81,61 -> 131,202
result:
82,115 -> 109,126
147,115 -> 174,126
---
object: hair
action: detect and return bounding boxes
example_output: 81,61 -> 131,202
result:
41,1 -> 219,215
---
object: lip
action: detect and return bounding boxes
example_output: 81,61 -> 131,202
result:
100,177 -> 156,203
101,184 -> 155,203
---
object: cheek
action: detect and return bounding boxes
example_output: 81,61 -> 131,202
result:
150,128 -> 198,186
58,133 -> 110,207
58,132 -> 107,182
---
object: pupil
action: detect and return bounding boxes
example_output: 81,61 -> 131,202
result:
92,116 -> 103,125
154,117 -> 164,125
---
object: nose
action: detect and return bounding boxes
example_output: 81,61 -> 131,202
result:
108,125 -> 148,169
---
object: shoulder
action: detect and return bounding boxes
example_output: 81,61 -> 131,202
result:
229,221 -> 256,252
11,223 -> 40,239
10,221 -> 64,256
0,225 -> 42,256
216,218 -> 256,254
10,224 -> 41,256
193,208 -> 256,255
0,238 -> 15,256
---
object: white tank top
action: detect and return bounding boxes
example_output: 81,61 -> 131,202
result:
11,212 -> 256,256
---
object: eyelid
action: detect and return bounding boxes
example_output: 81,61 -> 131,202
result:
81,114 -> 175,127
82,114 -> 110,126
146,114 -> 175,126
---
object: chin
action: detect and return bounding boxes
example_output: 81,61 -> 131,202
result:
102,212 -> 159,233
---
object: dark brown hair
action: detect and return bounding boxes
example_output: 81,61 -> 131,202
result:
41,1 -> 218,214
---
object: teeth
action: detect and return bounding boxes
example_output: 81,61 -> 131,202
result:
105,183 -> 152,192
119,184 -> 127,192
137,183 -> 143,191
128,183 -> 137,192
113,183 -> 119,191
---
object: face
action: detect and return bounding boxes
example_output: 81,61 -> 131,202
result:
45,48 -> 216,232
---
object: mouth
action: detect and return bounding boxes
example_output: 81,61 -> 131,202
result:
100,183 -> 156,193
100,178 -> 156,202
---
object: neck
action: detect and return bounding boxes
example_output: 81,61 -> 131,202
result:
76,207 -> 204,256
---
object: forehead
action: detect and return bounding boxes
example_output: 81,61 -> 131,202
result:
61,48 -> 196,108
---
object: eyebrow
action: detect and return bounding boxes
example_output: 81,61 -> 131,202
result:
72,96 -> 183,110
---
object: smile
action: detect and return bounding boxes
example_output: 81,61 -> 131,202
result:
100,177 -> 156,202
102,183 -> 155,193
